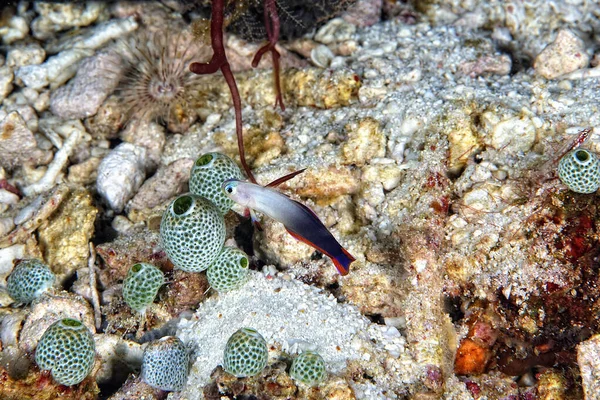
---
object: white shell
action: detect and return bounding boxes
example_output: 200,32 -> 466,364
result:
310,45 -> 335,69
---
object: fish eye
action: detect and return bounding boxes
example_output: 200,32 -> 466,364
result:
223,182 -> 236,194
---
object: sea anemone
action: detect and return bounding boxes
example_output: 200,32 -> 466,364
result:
114,29 -> 201,132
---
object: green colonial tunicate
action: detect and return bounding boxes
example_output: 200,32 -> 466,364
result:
189,153 -> 244,214
207,246 -> 249,293
160,194 -> 226,272
7,259 -> 55,304
289,350 -> 327,386
223,327 -> 268,378
141,336 -> 189,391
123,263 -> 164,313
35,318 -> 95,386
558,149 -> 600,194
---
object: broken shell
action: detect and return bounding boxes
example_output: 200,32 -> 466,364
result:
311,45 -> 335,69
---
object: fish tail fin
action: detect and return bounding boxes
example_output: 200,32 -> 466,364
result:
332,248 -> 355,276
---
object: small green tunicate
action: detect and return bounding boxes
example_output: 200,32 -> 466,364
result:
207,246 -> 249,293
223,327 -> 268,378
123,263 -> 164,313
6,259 -> 55,304
160,194 -> 226,272
35,318 -> 95,386
289,351 -> 327,386
189,153 -> 244,214
141,336 -> 189,391
558,149 -> 600,194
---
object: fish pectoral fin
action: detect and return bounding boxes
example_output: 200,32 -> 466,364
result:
250,209 -> 263,231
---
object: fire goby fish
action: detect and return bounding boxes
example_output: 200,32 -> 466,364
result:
222,179 -> 355,275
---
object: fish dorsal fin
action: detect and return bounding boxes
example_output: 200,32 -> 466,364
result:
266,168 -> 306,187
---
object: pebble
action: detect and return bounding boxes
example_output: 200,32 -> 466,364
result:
0,111 -> 52,169
6,43 -> 46,68
534,29 -> 589,79
489,116 -> 536,153
96,143 -> 147,212
311,45 -> 335,68
31,2 -> 107,40
0,14 -> 29,45
16,17 -> 137,90
0,66 -> 14,102
342,0 -> 383,27
341,117 -> 386,166
128,158 -> 193,212
120,120 -> 166,171
578,334 -> 600,399
37,188 -> 97,280
50,51 -> 121,120
19,291 -> 96,353
460,54 -> 512,77
315,18 -> 356,44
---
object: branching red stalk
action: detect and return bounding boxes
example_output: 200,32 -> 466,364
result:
189,0 -> 257,183
251,0 -> 285,111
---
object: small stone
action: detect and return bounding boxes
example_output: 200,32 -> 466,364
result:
291,166 -> 360,200
97,143 -> 147,212
50,51 -> 121,120
36,189 -> 97,281
311,45 -> 335,68
341,117 -> 386,166
120,119 -> 166,170
16,18 -> 137,90
31,2 -> 107,40
0,15 -> 29,44
128,158 -> 193,213
315,18 -> 356,44
342,0 -> 383,27
84,95 -> 125,140
460,54 -> 512,77
68,156 -> 102,185
0,66 -> 14,102
0,111 -> 52,169
94,334 -> 143,385
489,116 -> 536,154
284,68 -> 361,109
257,218 -> 314,266
19,291 -> 95,353
534,29 -> 589,79
6,44 -> 46,68
578,334 -> 600,399
454,338 -> 489,375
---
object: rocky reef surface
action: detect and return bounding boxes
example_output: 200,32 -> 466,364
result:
1,0 -> 600,399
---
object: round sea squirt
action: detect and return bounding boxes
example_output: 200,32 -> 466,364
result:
160,194 -> 226,272
557,148 -> 600,194
207,246 -> 250,293
6,259 -> 55,304
141,336 -> 189,391
35,318 -> 95,386
223,327 -> 268,378
189,152 -> 244,214
123,263 -> 164,314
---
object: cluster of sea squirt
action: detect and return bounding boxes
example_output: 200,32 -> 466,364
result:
160,152 -> 250,292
